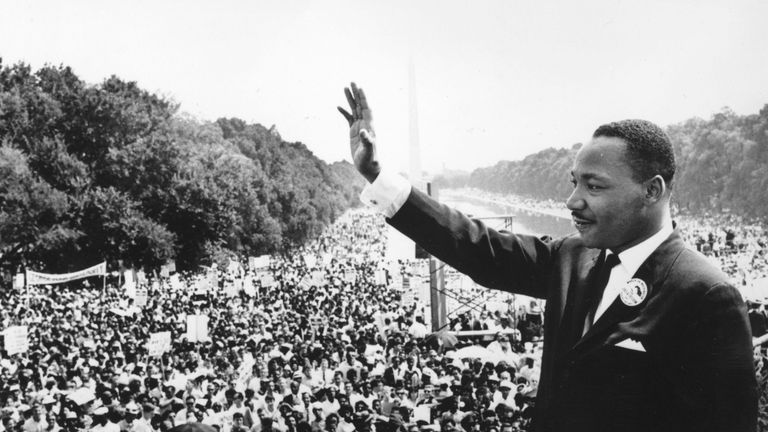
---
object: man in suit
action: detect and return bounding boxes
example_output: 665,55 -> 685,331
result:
338,83 -> 758,432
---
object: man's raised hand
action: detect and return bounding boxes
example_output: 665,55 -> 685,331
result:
338,82 -> 381,183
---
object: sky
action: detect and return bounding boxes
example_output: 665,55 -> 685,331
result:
1,0 -> 767,175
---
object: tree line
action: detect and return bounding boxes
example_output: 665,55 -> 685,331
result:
0,61 -> 364,274
435,105 -> 768,221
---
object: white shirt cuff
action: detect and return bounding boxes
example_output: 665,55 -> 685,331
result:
359,170 -> 411,218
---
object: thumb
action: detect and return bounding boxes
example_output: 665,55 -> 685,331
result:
360,129 -> 376,147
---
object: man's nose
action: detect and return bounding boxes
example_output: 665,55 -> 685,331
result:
566,187 -> 585,211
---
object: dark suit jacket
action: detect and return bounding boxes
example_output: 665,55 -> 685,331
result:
388,188 -> 757,432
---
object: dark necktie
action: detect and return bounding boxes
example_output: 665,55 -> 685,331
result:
583,252 -> 621,335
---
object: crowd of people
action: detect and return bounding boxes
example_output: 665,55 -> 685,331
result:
1,197 -> 766,432
0,209 -> 545,432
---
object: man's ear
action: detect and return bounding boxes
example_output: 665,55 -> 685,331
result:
643,175 -> 666,203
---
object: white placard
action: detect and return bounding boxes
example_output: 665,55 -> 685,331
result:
186,315 -> 209,342
4,326 -> 29,355
249,255 -> 270,270
260,274 -> 275,288
224,281 -> 237,297
401,291 -> 415,308
195,278 -> 209,295
243,275 -> 255,296
147,331 -> 171,357
227,259 -> 241,274
374,269 -> 387,286
14,274 -> 24,289
170,274 -> 182,291
311,270 -> 325,286
134,288 -> 148,307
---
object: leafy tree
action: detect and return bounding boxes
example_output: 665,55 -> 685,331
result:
0,145 -> 79,270
0,61 -> 363,273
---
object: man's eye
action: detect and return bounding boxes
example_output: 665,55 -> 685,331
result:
587,184 -> 602,191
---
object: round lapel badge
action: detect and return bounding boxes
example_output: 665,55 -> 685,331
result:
620,278 -> 648,306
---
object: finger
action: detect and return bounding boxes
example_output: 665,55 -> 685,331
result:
351,82 -> 362,118
337,107 -> 354,126
357,86 -> 369,111
344,87 -> 357,115
358,87 -> 373,121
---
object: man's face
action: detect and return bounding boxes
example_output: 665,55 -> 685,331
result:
567,136 -> 650,252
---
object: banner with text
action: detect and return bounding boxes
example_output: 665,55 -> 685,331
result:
27,262 -> 107,286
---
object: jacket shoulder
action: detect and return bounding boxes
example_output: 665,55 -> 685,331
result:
669,246 -> 734,292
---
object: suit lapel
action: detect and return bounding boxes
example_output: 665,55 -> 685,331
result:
572,230 -> 685,355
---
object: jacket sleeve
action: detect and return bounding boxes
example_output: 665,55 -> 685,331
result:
675,282 -> 758,432
387,187 -> 557,299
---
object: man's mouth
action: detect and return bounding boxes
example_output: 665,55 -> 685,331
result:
572,215 -> 594,231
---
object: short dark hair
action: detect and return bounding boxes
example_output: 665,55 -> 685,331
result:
593,119 -> 676,186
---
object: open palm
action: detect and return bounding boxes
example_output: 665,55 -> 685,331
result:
338,82 -> 380,183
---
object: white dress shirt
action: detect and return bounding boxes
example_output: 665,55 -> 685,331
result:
593,221 -> 673,322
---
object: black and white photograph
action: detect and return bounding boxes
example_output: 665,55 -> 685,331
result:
1,1 -> 767,431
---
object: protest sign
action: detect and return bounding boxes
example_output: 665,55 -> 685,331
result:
227,259 -> 241,275
311,270 -> 325,286
186,315 -> 209,342
170,274 -> 182,291
401,291 -> 415,308
13,273 -> 24,289
297,277 -> 312,291
26,262 -> 106,286
249,255 -> 270,270
195,278 -> 208,295
123,269 -> 136,285
208,269 -> 218,291
243,275 -> 256,296
413,406 -> 431,423
134,288 -> 148,307
309,316 -> 327,329
374,269 -> 387,286
260,274 -> 275,288
147,331 -> 171,357
224,281 -> 237,297
3,326 -> 29,355
303,254 -> 317,269
345,272 -> 356,283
